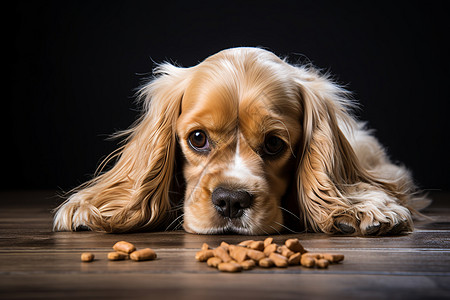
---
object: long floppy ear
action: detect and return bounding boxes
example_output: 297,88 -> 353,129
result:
293,66 -> 413,234
53,63 -> 190,232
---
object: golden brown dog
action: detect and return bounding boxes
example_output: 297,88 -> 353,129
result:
53,47 -> 428,235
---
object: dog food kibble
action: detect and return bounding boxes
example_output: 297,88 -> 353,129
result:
81,252 -> 95,262
195,249 -> 215,262
315,258 -> 330,268
213,246 -> 232,263
246,249 -> 266,261
207,257 -> 223,267
229,245 -> 248,262
285,238 -> 306,254
322,253 -> 345,263
263,243 -> 278,256
113,241 -> 136,254
80,241 -> 158,263
218,262 -> 242,273
238,240 -> 254,247
220,241 -> 230,251
249,241 -> 264,251
241,259 -> 256,270
288,252 -> 301,265
278,245 -> 294,258
130,248 -> 157,261
259,257 -> 274,268
300,255 -> 316,268
195,238 -> 345,272
108,251 -> 129,261
269,252 -> 289,267
264,237 -> 273,248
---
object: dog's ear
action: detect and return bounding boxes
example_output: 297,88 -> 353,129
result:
53,63 -> 190,232
293,67 -> 368,233
292,67 -> 424,235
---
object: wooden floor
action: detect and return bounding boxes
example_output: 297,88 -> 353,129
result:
0,190 -> 449,299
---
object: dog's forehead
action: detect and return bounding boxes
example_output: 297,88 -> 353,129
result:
180,82 -> 295,132
178,58 -> 302,140
183,67 -> 298,113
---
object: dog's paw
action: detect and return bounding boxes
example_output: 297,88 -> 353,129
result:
332,199 -> 413,236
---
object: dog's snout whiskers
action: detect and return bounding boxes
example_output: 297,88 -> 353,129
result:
165,213 -> 184,231
278,206 -> 302,221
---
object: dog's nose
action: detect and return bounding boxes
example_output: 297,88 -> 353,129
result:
211,187 -> 253,219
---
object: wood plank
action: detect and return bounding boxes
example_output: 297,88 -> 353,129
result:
1,273 -> 449,300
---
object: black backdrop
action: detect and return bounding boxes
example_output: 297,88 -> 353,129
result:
6,1 -> 449,192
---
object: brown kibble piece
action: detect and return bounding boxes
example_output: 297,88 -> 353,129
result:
220,241 -> 230,251
269,252 -> 288,268
81,252 -> 94,262
238,240 -> 254,247
207,257 -> 222,268
322,253 -> 345,263
240,259 -> 256,270
300,255 -> 315,268
113,241 -> 136,254
315,258 -> 329,268
246,249 -> 265,261
288,252 -> 301,265
248,241 -> 264,251
229,245 -> 248,262
278,245 -> 294,258
108,252 -> 128,261
264,237 -> 273,248
201,243 -> 210,251
213,246 -> 232,263
195,249 -> 215,262
130,248 -> 157,261
303,253 -> 321,259
264,243 -> 278,256
285,238 -> 306,254
218,262 -> 242,272
258,257 -> 274,268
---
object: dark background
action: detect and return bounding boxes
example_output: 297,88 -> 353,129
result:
6,1 -> 449,193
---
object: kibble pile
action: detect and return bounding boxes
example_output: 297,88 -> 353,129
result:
195,237 -> 344,272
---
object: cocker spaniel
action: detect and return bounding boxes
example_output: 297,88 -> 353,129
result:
53,47 -> 428,235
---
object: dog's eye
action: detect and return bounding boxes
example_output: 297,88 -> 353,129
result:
263,135 -> 285,156
188,130 -> 210,152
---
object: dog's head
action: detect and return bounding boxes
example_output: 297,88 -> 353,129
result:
176,49 -> 303,234
65,47 -> 360,234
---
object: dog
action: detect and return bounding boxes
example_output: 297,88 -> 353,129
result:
53,47 -> 428,235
